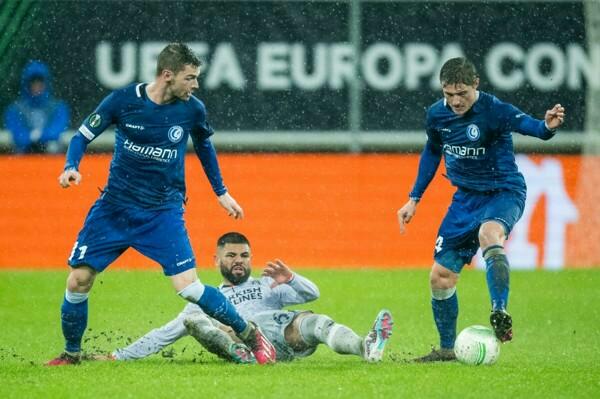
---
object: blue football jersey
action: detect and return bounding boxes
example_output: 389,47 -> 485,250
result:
76,83 -> 217,208
414,91 -> 555,196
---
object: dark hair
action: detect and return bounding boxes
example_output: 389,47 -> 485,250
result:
217,232 -> 250,248
156,43 -> 202,76
439,57 -> 478,86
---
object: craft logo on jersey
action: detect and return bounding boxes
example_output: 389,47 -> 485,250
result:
88,113 -> 102,128
168,125 -> 184,143
466,124 -> 480,141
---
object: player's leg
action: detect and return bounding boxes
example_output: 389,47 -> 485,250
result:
183,314 -> 255,364
111,308 -> 191,361
47,266 -> 97,365
415,261 -> 460,362
479,191 -> 524,342
47,200 -> 128,366
480,222 -> 513,342
415,191 -> 480,362
288,311 -> 393,362
480,220 -> 510,312
290,313 -> 362,356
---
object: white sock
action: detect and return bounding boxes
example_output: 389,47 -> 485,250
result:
300,314 -> 363,356
325,324 -> 363,356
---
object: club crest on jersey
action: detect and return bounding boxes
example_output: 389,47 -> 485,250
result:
168,125 -> 184,143
466,124 -> 480,141
88,113 -> 102,128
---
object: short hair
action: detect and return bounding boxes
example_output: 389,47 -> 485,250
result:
156,43 -> 202,76
217,232 -> 250,248
439,57 -> 478,86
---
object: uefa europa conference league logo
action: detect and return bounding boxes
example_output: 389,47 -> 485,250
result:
88,113 -> 102,128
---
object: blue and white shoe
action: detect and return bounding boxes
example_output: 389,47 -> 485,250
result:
363,309 -> 394,362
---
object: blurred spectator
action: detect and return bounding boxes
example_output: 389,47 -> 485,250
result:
3,60 -> 70,153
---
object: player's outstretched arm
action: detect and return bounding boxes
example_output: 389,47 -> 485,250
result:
397,198 -> 418,234
58,168 -> 82,188
218,192 -> 244,219
545,103 -> 566,130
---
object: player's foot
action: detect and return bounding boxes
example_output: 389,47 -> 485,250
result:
45,352 -> 81,366
239,322 -> 276,364
490,309 -> 513,342
363,309 -> 394,362
413,348 -> 456,363
228,343 -> 257,364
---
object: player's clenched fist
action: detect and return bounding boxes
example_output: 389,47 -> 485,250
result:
58,168 -> 81,188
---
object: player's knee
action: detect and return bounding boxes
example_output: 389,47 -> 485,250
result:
429,264 -> 457,290
67,266 -> 96,293
178,280 -> 205,303
478,222 -> 505,247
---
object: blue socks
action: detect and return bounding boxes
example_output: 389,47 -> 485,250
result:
484,245 -> 510,311
432,291 -> 458,349
197,285 -> 247,334
61,293 -> 88,353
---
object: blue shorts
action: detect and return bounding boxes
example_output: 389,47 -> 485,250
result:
68,199 -> 196,276
433,189 -> 525,273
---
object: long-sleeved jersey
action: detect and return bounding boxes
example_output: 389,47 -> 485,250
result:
64,83 -> 226,209
211,274 -> 320,321
410,91 -> 555,199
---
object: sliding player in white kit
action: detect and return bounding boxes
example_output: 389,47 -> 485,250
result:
100,232 -> 394,363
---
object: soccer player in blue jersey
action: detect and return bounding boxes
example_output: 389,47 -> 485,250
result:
46,43 -> 276,365
397,57 -> 565,362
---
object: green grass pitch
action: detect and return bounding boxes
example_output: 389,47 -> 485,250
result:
1,269 -> 599,398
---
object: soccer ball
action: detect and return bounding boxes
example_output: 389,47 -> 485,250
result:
454,325 -> 500,365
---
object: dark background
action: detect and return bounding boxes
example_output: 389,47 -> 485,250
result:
1,1 -> 587,132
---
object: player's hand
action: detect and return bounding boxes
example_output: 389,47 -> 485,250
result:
218,192 -> 244,219
397,199 -> 418,234
545,104 -> 565,130
58,168 -> 82,188
262,259 -> 294,288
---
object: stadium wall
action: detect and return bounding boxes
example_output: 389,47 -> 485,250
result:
1,154 -> 598,270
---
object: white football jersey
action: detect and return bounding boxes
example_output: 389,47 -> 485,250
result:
181,274 -> 320,322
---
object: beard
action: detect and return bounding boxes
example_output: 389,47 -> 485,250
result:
220,264 -> 250,285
